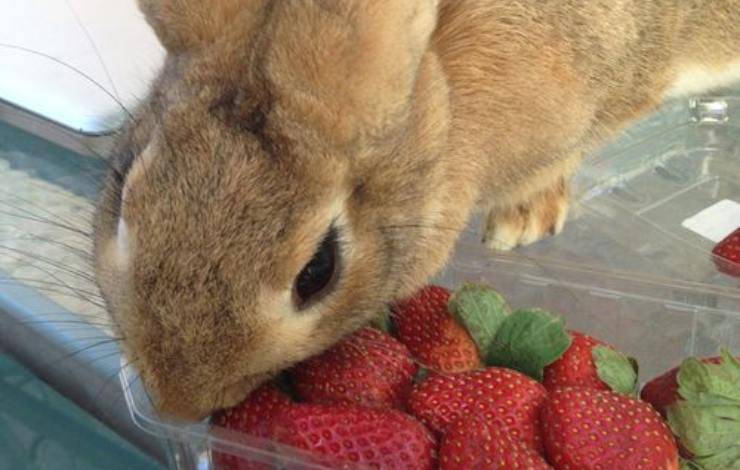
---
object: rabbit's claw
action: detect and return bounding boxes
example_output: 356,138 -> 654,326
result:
484,179 -> 570,251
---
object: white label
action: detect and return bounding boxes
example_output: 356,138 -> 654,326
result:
681,199 -> 740,243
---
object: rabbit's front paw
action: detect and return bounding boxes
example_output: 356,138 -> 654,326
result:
483,179 -> 570,251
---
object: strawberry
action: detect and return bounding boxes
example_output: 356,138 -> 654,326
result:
641,356 -> 723,419
439,415 -> 552,469
407,367 -> 548,453
212,382 -> 292,437
544,331 -> 610,391
211,383 -> 293,470
268,403 -> 436,470
291,327 -> 417,409
393,285 -> 482,373
543,331 -> 637,394
712,227 -> 740,277
665,351 -> 740,469
542,387 -> 679,470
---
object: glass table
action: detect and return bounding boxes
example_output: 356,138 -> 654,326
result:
0,120 -> 168,467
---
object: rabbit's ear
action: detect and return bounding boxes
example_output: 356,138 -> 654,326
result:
137,0 -> 259,52
265,1 -> 441,142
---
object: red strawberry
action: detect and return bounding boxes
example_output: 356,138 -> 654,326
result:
542,387 -> 679,470
661,351 -> 740,466
212,383 -> 292,437
292,327 -> 417,409
211,383 -> 293,470
439,415 -> 552,469
393,285 -> 482,373
712,227 -> 740,277
543,331 -> 612,391
269,403 -> 436,470
407,367 -> 548,453
640,356 -> 724,419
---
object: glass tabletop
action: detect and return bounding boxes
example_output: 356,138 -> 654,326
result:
0,352 -> 161,470
0,121 -> 168,466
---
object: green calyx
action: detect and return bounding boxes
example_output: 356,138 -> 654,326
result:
486,308 -> 572,381
667,350 -> 740,470
414,367 -> 430,384
593,345 -> 639,395
448,283 -> 510,356
447,285 -> 571,381
680,458 -> 705,470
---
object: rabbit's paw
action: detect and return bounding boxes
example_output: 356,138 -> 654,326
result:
483,179 -> 570,251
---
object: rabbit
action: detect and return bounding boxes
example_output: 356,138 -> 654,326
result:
93,0 -> 740,420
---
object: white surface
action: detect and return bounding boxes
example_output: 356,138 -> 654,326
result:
682,199 -> 740,243
0,0 -> 164,134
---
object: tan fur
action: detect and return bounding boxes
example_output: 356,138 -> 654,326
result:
93,0 -> 740,419
484,177 -> 570,251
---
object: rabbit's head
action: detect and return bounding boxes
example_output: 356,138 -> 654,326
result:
93,0 -> 474,420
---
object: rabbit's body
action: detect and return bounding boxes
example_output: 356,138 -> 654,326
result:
434,0 -> 740,248
93,0 -> 740,419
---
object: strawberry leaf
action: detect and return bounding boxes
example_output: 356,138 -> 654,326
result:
680,458 -> 704,470
414,367 -> 430,384
592,346 -> 638,395
667,350 -> 740,470
692,446 -> 740,470
486,308 -> 571,381
448,283 -> 509,357
677,350 -> 740,403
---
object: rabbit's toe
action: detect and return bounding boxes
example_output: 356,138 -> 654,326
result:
483,180 -> 570,251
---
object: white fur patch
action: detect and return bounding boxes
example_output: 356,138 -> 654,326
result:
484,219 -> 520,251
553,199 -> 569,235
331,192 -> 354,258
667,59 -> 740,98
115,218 -> 131,269
519,215 -> 542,246
122,140 -> 157,207
110,141 -> 158,273
258,287 -> 320,350
263,288 -> 301,320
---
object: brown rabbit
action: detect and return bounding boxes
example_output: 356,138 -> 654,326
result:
93,0 -> 740,420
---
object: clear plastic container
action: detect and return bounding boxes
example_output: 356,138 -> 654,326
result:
497,95 -> 740,289
3,88 -> 738,468
121,238 -> 740,469
119,95 -> 740,469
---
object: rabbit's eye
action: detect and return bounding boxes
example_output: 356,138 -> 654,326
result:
294,228 -> 339,308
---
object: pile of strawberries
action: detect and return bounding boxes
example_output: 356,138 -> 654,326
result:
211,285 -> 739,470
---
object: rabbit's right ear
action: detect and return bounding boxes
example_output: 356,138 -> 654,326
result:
137,0 -> 260,52
267,0 -> 441,144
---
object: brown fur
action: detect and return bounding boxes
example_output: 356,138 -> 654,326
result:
94,0 -> 740,419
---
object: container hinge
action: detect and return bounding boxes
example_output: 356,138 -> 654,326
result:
689,98 -> 729,123
663,301 -> 697,313
588,288 -> 623,300
519,274 -> 551,287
